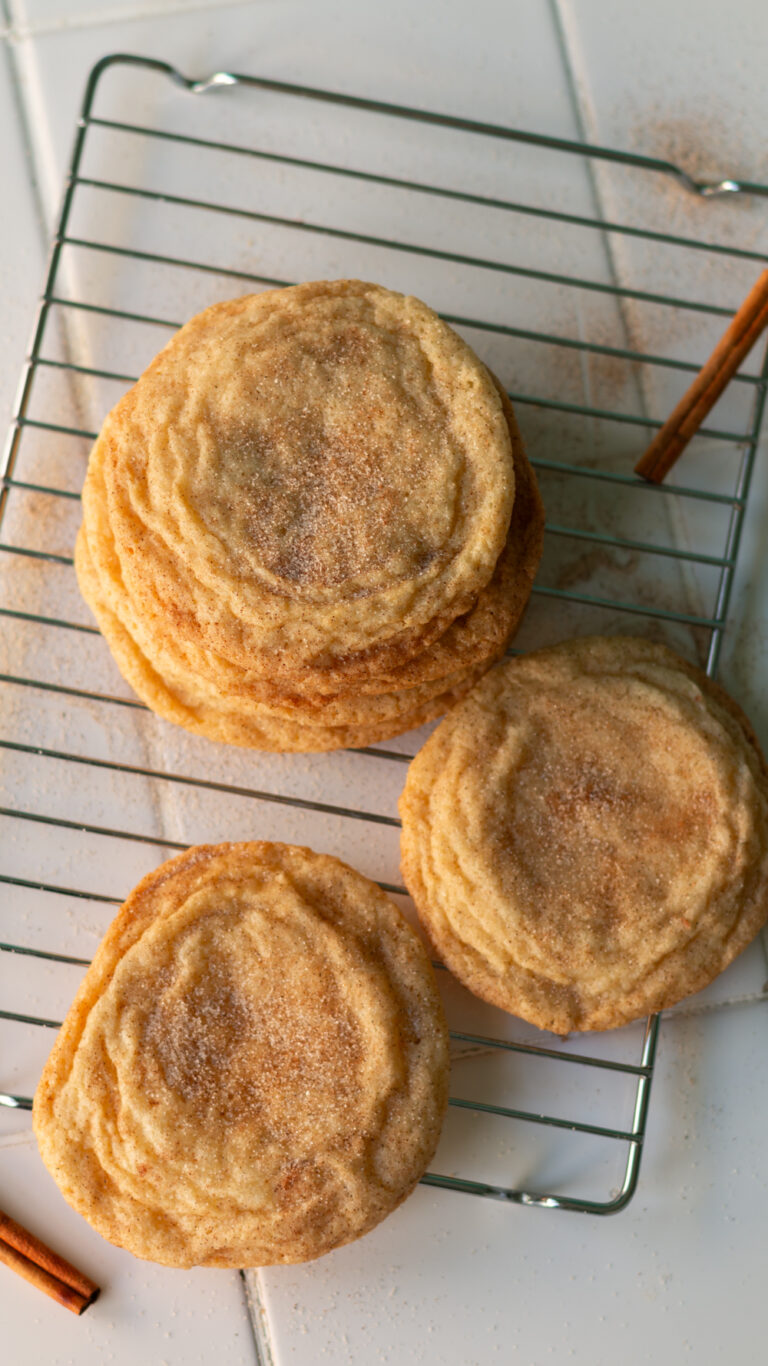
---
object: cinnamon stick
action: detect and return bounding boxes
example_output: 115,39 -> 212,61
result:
0,1208 -> 99,1315
635,268 -> 768,483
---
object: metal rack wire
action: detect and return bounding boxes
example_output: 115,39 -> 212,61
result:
1,53 -> 767,1216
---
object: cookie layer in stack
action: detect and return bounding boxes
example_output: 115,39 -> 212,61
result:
76,280 -> 544,751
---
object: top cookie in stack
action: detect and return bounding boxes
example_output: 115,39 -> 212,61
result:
76,280 -> 544,751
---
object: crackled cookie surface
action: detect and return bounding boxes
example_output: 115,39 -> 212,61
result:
34,842 -> 449,1266
80,280 -> 515,679
75,380 -> 541,749
399,637 -> 768,1032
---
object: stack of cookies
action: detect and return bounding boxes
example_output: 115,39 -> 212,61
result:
75,280 -> 544,751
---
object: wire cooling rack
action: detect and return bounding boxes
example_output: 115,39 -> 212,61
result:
1,53 -> 767,1217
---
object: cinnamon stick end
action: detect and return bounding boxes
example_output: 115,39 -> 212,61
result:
634,455 -> 666,484
76,1285 -> 101,1314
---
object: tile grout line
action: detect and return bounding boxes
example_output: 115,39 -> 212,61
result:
546,0 -> 599,417
4,0 -> 260,42
547,0 -> 699,614
549,0 -> 638,386
0,31 -> 49,250
1,24 -> 64,233
551,0 -> 708,634
240,1270 -> 277,1366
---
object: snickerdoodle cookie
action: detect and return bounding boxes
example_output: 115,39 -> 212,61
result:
399,637 -> 768,1032
76,280 -> 543,750
79,279 -> 515,677
34,842 -> 449,1267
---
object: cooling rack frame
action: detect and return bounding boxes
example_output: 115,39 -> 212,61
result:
1,51 -> 767,1217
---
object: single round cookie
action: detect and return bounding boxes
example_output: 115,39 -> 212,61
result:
83,279 -> 516,681
34,842 -> 450,1267
399,637 -> 768,1033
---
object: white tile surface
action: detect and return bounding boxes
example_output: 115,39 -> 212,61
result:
8,0 -> 256,33
1,4 -> 767,1365
0,41 -> 45,438
9,0 -> 590,223
558,0 -> 768,187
